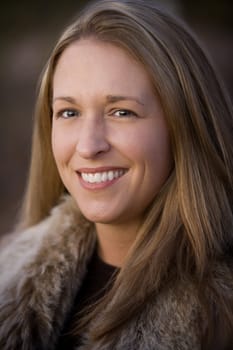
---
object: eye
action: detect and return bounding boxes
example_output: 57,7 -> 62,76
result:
55,109 -> 80,119
112,109 -> 138,118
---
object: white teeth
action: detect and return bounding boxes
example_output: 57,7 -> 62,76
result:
108,171 -> 114,181
90,174 -> 95,182
82,173 -> 89,182
94,173 -> 101,183
101,172 -> 107,182
81,170 -> 125,184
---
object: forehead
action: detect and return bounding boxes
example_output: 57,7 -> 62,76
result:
52,38 -> 154,98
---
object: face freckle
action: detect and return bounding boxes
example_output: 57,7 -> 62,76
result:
52,38 -> 172,229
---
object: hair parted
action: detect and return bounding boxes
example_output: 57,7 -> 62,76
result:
18,0 -> 233,344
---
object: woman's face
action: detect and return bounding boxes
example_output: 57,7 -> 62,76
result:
52,39 -> 172,228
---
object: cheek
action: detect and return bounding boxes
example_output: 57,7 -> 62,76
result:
112,121 -> 172,173
139,125 -> 172,178
151,131 -> 171,161
51,126 -> 72,166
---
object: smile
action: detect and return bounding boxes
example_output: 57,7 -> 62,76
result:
81,169 -> 126,184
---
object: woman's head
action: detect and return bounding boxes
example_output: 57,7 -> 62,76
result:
21,0 -> 233,266
51,38 -> 172,230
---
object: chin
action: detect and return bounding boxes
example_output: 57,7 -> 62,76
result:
80,210 -> 122,225
77,207 -> 109,222
84,214 -> 116,224
73,196 -> 127,225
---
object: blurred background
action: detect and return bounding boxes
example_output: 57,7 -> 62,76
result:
0,0 -> 232,236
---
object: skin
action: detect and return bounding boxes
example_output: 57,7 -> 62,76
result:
52,39 -> 172,266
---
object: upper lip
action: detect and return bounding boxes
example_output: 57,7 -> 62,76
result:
77,166 -> 128,174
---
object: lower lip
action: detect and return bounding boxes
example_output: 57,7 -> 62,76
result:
77,173 -> 125,190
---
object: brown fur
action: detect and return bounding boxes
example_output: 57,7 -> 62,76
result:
0,195 -> 232,349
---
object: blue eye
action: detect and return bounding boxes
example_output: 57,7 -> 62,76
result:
57,109 -> 79,119
54,109 -> 80,119
113,109 -> 137,117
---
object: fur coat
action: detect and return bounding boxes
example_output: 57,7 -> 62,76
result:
0,195 -> 233,350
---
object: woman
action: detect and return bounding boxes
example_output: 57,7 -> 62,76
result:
0,0 -> 233,349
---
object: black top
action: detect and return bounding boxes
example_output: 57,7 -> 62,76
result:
56,250 -> 118,349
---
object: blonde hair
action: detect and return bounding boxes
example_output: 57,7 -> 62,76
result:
18,0 -> 233,344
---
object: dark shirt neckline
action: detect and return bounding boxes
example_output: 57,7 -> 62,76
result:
56,249 -> 119,349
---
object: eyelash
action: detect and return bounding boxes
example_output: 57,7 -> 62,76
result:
55,109 -> 79,119
54,108 -> 138,119
111,109 -> 138,118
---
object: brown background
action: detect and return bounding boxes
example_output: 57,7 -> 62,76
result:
0,0 -> 232,235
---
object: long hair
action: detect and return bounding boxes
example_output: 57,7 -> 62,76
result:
18,0 -> 233,344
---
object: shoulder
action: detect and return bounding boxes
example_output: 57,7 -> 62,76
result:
202,257 -> 233,348
0,195 -> 96,349
0,195 -> 94,293
203,256 -> 233,309
150,280 -> 202,347
139,261 -> 233,349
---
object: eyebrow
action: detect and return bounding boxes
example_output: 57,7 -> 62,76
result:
52,94 -> 144,106
106,94 -> 144,106
52,96 -> 76,104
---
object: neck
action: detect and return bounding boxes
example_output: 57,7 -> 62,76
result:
95,221 -> 140,267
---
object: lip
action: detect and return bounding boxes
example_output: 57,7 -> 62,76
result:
77,166 -> 127,173
76,166 -> 128,190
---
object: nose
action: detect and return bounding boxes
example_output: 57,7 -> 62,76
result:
75,117 -> 110,159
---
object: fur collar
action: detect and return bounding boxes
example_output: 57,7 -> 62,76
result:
0,196 -> 96,349
0,195 -> 232,349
